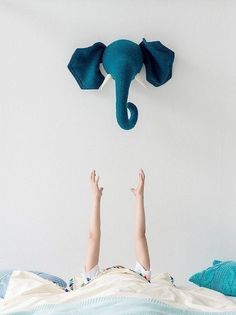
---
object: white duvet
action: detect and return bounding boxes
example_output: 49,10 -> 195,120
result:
0,270 -> 236,313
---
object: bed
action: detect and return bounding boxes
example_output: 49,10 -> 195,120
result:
0,271 -> 236,314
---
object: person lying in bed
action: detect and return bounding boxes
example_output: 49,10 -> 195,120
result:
69,169 -> 151,290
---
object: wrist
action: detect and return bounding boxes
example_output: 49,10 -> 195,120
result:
136,194 -> 144,201
92,195 -> 101,202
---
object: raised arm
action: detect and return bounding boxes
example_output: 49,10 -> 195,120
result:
84,170 -> 103,272
131,169 -> 150,271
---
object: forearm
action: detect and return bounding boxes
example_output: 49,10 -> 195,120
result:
135,195 -> 150,270
135,195 -> 146,237
89,197 -> 101,239
85,197 -> 101,272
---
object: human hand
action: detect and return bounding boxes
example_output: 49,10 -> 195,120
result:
131,169 -> 145,198
90,170 -> 103,200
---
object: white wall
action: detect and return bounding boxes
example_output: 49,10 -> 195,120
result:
0,0 -> 236,285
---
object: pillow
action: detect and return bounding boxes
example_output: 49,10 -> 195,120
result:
189,260 -> 236,296
0,270 -> 67,298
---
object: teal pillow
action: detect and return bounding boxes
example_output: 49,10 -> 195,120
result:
189,260 -> 236,296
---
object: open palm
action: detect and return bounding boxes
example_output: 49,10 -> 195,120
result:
131,169 -> 145,197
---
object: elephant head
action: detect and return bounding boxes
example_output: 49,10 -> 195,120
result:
68,38 -> 175,130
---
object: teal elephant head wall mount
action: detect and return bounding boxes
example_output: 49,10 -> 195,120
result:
68,38 -> 175,130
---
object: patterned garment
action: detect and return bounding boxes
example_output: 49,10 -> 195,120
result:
69,262 -> 152,290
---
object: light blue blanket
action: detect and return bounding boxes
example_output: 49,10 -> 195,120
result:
11,297 -> 236,315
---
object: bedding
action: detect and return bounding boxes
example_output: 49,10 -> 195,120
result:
0,270 -> 67,298
189,260 -> 236,297
0,270 -> 236,314
3,297 -> 236,315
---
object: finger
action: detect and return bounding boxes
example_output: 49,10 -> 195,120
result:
93,170 -> 96,182
96,175 -> 100,185
139,169 -> 145,181
100,187 -> 104,192
140,169 -> 145,177
139,172 -> 143,182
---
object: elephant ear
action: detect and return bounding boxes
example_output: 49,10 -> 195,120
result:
68,42 -> 106,89
139,38 -> 175,87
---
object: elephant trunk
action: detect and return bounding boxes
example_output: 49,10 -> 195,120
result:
115,75 -> 138,130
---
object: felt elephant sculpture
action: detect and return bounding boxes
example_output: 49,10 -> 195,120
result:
68,38 -> 175,130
